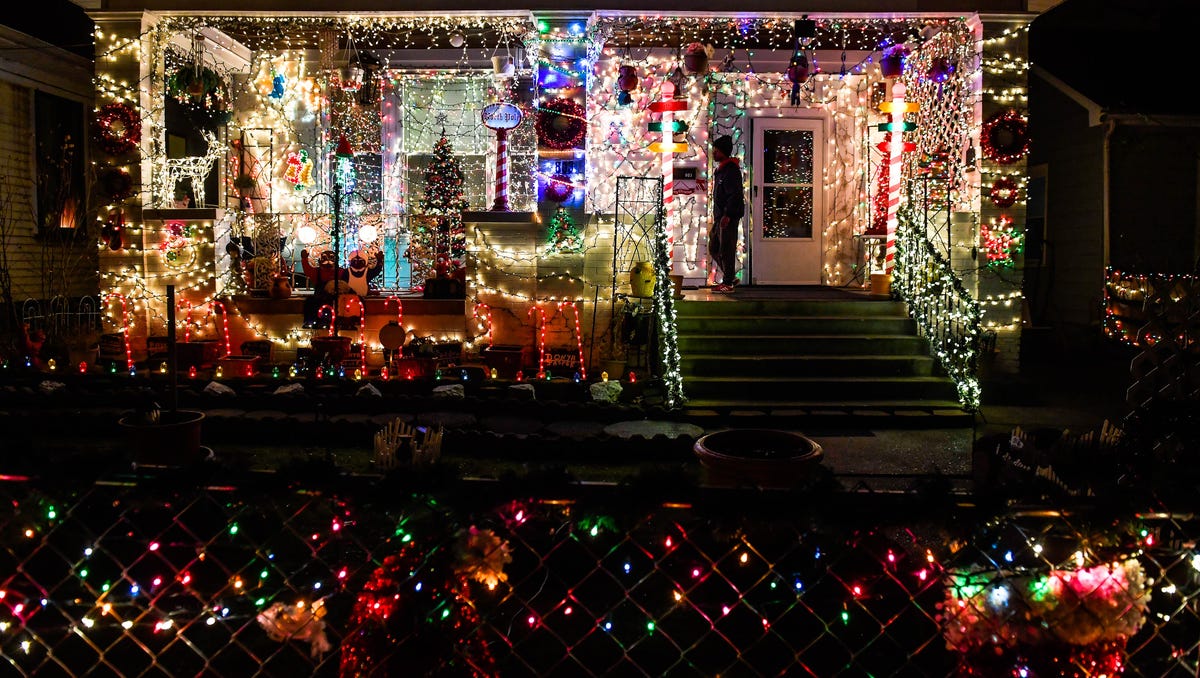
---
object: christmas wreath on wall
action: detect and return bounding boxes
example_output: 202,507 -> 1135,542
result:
536,98 -> 586,150
97,166 -> 135,202
981,110 -> 1029,165
93,103 -> 142,157
542,173 -> 574,203
988,177 -> 1020,208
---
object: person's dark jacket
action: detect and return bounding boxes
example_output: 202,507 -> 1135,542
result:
712,159 -> 745,223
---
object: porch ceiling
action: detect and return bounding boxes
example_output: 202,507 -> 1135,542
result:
596,16 -> 946,51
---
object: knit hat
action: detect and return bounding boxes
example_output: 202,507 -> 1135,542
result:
713,135 -> 734,158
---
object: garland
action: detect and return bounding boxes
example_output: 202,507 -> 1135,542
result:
93,103 -> 142,157
988,177 -> 1020,208
536,98 -> 586,150
981,110 -> 1029,165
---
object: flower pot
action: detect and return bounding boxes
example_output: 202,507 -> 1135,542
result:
483,345 -> 524,379
269,274 -> 292,299
870,272 -> 892,295
311,335 -> 352,365
668,274 -> 684,299
491,55 -> 514,76
629,261 -> 655,298
694,429 -> 823,488
683,53 -> 708,75
601,359 -> 626,380
119,410 -> 206,466
880,54 -> 905,78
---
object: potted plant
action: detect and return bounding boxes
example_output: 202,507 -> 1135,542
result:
118,399 -> 207,466
683,43 -> 713,75
693,429 -> 824,487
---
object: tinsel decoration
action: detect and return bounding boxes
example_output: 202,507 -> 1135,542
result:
545,207 -> 584,255
256,599 -> 332,658
420,132 -> 469,264
339,537 -> 498,677
981,110 -> 1030,165
97,166 -> 135,202
542,173 -> 573,204
93,103 -> 141,157
536,98 -> 586,150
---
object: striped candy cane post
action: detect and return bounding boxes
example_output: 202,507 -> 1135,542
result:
884,82 -> 907,275
660,81 -> 676,268
491,128 -> 509,211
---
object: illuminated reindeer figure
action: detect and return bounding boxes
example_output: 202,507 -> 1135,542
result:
162,130 -> 224,208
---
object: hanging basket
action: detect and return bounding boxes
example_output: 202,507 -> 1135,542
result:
880,52 -> 905,78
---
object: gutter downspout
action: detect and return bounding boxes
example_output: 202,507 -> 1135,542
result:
1101,115 -> 1116,295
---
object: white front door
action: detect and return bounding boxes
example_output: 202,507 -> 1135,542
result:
750,118 -> 825,284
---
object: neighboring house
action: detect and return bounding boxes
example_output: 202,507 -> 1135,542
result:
1029,0 -> 1200,345
0,2 -> 96,339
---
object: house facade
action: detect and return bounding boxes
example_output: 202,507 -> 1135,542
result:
83,2 -> 1032,404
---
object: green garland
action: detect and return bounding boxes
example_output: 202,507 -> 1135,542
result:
652,202 -> 684,408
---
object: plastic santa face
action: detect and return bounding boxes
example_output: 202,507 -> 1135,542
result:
319,251 -> 336,266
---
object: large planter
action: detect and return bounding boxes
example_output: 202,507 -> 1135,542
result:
311,335 -> 353,364
119,410 -> 206,466
483,345 -> 524,379
694,429 -> 823,488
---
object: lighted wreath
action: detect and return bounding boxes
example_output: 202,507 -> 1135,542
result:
981,110 -> 1029,165
97,166 -> 135,202
542,173 -> 574,203
536,98 -> 586,150
988,177 -> 1020,208
93,103 -> 142,157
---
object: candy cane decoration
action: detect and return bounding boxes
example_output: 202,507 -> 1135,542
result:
473,302 -> 494,348
557,301 -> 586,380
178,299 -> 194,342
649,80 -> 689,270
491,127 -> 509,211
343,295 -> 367,369
209,300 -> 232,356
103,292 -> 133,371
385,296 -> 404,328
527,305 -> 546,377
317,304 -> 336,336
877,82 -> 918,275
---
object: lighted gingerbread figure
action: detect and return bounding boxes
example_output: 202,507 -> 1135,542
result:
346,249 -> 385,297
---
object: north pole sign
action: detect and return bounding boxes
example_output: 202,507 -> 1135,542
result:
482,103 -> 523,130
483,103 -> 523,211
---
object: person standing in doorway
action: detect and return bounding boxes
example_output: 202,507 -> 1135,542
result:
709,134 -> 745,293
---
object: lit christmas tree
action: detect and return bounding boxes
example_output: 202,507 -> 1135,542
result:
544,207 -> 584,255
417,131 -> 469,276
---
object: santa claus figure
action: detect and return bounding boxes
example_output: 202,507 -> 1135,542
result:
346,250 -> 385,297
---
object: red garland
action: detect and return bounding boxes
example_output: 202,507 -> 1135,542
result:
93,103 -> 142,157
988,177 -> 1020,208
981,110 -> 1029,165
536,98 -> 586,150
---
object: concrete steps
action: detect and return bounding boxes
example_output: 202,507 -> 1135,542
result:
674,296 -> 969,427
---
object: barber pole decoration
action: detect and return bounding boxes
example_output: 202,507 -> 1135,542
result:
648,81 -> 688,270
877,83 -> 918,274
482,103 -> 523,211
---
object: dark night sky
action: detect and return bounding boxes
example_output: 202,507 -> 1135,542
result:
3,1 -> 94,59
1031,0 -> 1200,115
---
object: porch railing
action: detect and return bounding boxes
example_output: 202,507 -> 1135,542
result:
893,210 -> 982,410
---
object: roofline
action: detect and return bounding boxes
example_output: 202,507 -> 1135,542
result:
1030,63 -> 1103,126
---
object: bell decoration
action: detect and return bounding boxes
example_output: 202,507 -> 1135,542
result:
786,52 -> 810,106
335,134 -> 355,159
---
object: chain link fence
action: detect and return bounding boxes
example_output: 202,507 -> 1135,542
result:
2,469 -> 1199,676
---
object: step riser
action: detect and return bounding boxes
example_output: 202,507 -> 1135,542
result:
677,317 -> 917,335
677,337 -> 927,355
681,357 -> 934,377
675,300 -> 908,317
684,380 -> 959,401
